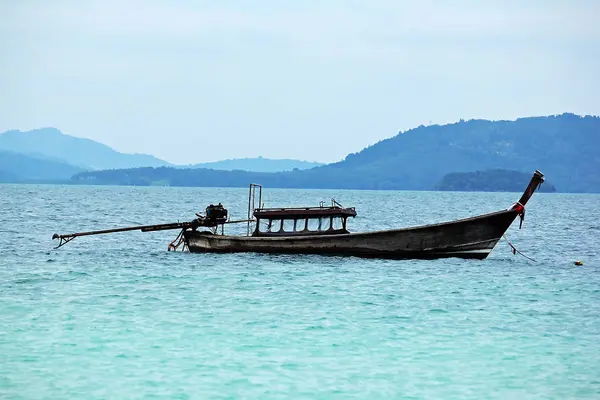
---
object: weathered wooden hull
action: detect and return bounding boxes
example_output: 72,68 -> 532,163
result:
183,209 -> 520,260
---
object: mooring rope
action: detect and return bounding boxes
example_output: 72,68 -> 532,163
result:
502,233 -> 537,262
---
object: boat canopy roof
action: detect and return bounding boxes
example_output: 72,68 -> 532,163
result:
253,206 -> 357,220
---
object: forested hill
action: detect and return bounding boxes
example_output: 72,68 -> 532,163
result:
72,113 -> 600,192
436,170 -> 557,192
324,113 -> 599,192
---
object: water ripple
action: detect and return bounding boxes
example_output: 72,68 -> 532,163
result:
0,185 -> 599,398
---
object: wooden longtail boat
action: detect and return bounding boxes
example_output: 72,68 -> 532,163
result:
53,170 -> 545,260
183,171 -> 544,259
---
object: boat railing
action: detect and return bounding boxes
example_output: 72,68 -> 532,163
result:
254,205 -> 348,212
332,198 -> 344,208
247,183 -> 262,236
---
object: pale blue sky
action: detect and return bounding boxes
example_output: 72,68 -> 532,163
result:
2,0 -> 599,164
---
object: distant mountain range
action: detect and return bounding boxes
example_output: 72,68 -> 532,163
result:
0,128 -> 323,181
2,113 -> 599,192
70,113 -> 600,193
180,157 -> 323,172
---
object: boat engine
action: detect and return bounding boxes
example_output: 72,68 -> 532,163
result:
205,203 -> 228,222
192,203 -> 228,228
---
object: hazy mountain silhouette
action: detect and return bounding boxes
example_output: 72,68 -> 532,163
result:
0,128 -> 325,174
0,128 -> 172,170
71,113 -> 600,192
0,151 -> 85,182
182,157 -> 323,172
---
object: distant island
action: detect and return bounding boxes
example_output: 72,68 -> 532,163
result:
180,156 -> 323,172
2,113 -> 600,192
436,170 -> 557,192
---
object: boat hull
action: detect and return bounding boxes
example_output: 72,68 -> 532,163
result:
183,209 -> 519,260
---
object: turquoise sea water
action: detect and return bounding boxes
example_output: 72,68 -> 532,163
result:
1,184 -> 599,399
